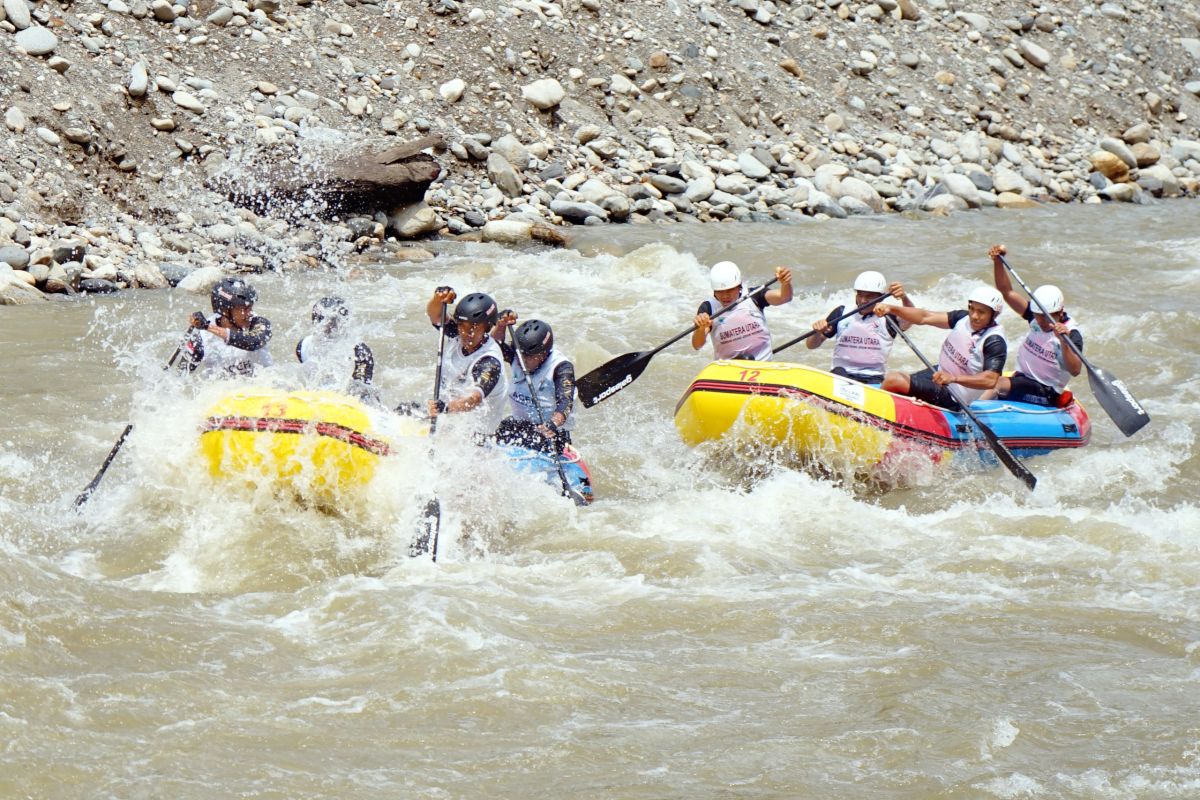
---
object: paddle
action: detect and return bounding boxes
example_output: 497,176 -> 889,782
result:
411,302 -> 449,561
892,324 -> 1037,491
576,277 -> 780,408
772,290 -> 905,356
997,254 -> 1149,437
508,327 -> 589,507
74,345 -> 187,509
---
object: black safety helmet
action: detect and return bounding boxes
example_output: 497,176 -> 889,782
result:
211,277 -> 257,315
453,292 -> 498,326
312,296 -> 350,328
515,319 -> 553,356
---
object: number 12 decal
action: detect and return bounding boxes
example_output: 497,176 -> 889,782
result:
739,369 -> 761,382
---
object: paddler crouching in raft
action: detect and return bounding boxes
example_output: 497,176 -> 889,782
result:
181,277 -> 273,378
805,269 -> 915,384
691,261 -> 793,361
980,244 -> 1084,407
872,286 -> 1009,411
422,287 -> 510,437
295,295 -> 379,404
490,311 -> 577,456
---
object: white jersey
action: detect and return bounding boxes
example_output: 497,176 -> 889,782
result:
937,313 -> 1006,405
830,313 -> 895,379
296,333 -> 372,391
1017,316 -> 1080,393
191,329 -> 272,378
440,333 -> 510,434
705,289 -> 772,361
509,349 -> 575,431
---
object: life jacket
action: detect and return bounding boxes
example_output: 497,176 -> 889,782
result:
440,333 -> 510,434
1016,315 -> 1079,393
706,288 -> 772,361
296,333 -> 371,391
831,313 -> 895,378
937,313 -> 1006,405
509,348 -> 576,431
190,327 -> 272,378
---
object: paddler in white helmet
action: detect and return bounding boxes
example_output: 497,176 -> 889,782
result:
806,270 -> 914,384
872,284 -> 1009,410
691,261 -> 793,360
982,244 -> 1084,407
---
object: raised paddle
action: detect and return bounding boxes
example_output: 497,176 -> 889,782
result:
772,290 -> 906,356
508,327 -> 589,507
411,301 -> 449,561
576,277 -> 780,408
74,344 -> 187,509
998,254 -> 1149,437
892,324 -> 1037,490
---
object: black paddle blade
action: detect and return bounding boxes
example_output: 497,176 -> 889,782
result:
1086,366 -> 1150,438
411,498 -> 441,560
975,419 -> 1037,491
576,350 -> 653,408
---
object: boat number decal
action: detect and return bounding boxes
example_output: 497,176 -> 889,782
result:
739,369 -> 761,382
831,377 -> 865,406
261,402 -> 288,417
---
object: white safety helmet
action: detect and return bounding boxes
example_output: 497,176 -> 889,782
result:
967,285 -> 1004,318
1031,284 -> 1064,316
710,261 -> 743,292
853,270 -> 887,294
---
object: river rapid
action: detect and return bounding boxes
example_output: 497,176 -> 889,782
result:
1,201 -> 1198,798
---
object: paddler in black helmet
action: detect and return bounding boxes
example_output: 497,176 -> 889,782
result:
181,276 -> 273,377
424,286 -> 510,435
490,311 -> 577,455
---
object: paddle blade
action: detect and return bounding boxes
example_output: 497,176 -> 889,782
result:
1085,365 -> 1150,437
411,498 -> 441,560
576,350 -> 653,408
975,420 -> 1037,491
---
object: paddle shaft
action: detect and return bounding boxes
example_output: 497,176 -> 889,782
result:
424,303 -> 449,561
74,345 -> 185,509
997,254 -> 1149,436
509,329 -> 587,506
773,293 -> 894,355
892,325 -> 1037,490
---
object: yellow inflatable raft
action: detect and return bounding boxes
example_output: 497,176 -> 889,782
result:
199,388 -> 414,499
675,360 -> 1090,480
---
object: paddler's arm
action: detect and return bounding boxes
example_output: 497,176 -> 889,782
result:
225,316 -> 272,351
1055,325 -> 1084,376
889,282 -> 915,330
433,355 -> 502,415
990,244 -> 1027,315
763,267 -> 793,305
491,309 -> 517,346
691,301 -> 713,351
427,286 -> 456,326
933,337 -> 1006,390
875,304 -> 950,329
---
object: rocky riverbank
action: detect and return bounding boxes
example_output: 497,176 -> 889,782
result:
2,0 -> 1200,303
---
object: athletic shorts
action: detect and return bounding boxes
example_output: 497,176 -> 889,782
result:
1002,372 -> 1060,407
907,368 -> 961,410
832,366 -> 884,385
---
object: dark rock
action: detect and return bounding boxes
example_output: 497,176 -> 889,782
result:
463,210 -> 487,227
539,163 -> 566,181
79,278 -> 120,294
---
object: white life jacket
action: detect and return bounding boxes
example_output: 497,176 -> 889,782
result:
706,289 -> 772,361
440,333 -> 510,434
297,333 -> 358,389
1016,316 -> 1080,393
937,313 -> 1006,405
509,349 -> 575,431
193,329 -> 272,378
830,313 -> 895,378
